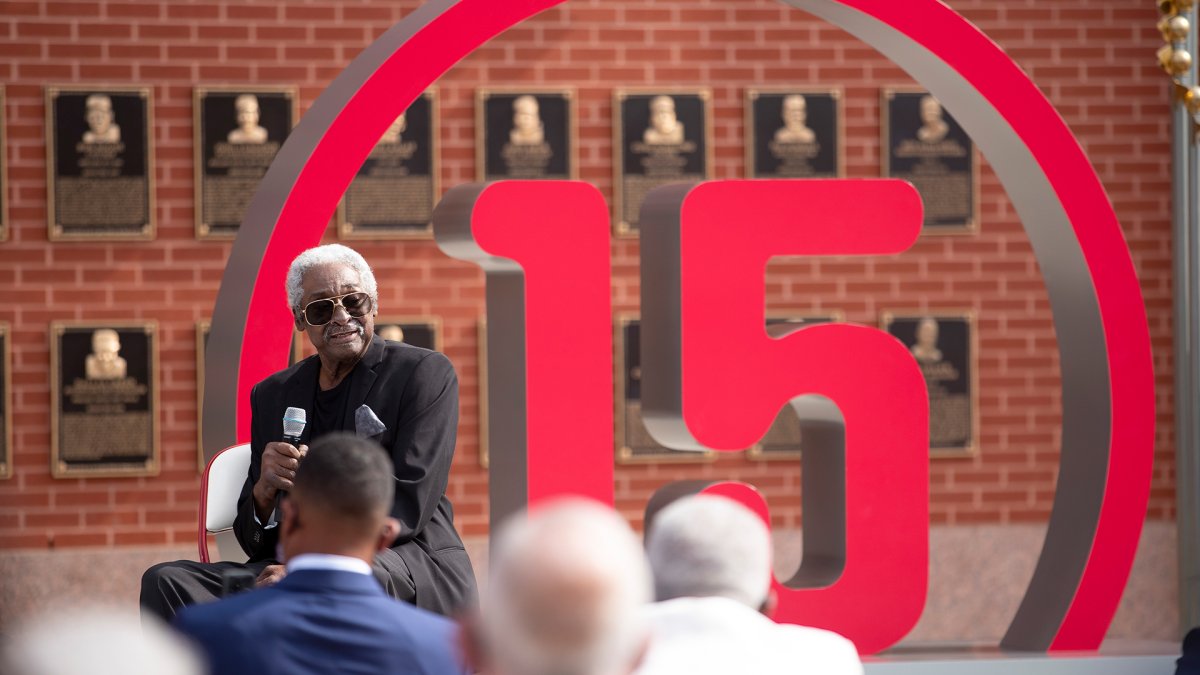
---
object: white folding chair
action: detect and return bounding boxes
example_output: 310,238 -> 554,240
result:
197,443 -> 252,563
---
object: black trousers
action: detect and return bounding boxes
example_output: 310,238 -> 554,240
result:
139,549 -> 440,622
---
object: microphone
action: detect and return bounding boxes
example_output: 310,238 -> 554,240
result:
282,407 -> 307,446
274,407 -> 307,519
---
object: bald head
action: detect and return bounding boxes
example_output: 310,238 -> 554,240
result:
646,495 -> 772,609
484,499 -> 652,675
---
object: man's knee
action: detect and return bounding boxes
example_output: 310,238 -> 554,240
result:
141,560 -> 190,596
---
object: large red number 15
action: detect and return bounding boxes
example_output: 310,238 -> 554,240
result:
434,179 -> 928,654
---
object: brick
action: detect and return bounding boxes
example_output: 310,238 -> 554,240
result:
167,4 -> 219,20
107,2 -> 161,18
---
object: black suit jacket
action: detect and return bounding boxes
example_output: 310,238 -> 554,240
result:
233,336 -> 476,615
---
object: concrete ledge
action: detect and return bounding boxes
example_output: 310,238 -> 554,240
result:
0,522 -> 1178,646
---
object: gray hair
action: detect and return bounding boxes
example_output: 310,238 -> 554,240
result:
646,494 -> 772,609
486,498 -> 652,675
285,244 -> 378,310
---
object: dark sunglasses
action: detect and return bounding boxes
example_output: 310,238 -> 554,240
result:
299,292 -> 372,327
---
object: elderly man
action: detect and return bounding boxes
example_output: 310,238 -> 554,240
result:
142,244 -> 475,620
464,498 -> 652,675
636,494 -> 863,674
175,433 -> 465,675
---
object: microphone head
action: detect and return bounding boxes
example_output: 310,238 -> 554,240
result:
283,407 -> 307,439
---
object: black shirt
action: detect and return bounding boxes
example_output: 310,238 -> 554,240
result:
312,370 -> 353,439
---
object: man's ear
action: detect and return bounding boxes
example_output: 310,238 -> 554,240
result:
457,612 -> 487,674
376,517 -> 401,552
280,497 -> 300,540
623,631 -> 652,675
759,587 -> 779,618
293,311 -> 306,333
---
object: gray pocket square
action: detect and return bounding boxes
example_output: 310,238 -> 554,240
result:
355,405 -> 387,438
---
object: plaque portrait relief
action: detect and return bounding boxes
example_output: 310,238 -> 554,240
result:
51,322 -> 159,477
338,90 -> 439,239
614,89 -> 712,236
882,312 -> 978,456
195,87 -> 297,239
46,86 -> 155,240
616,316 -> 715,463
476,88 -> 576,182
748,315 -> 843,460
0,323 -> 10,479
746,88 -> 843,179
882,88 -> 979,233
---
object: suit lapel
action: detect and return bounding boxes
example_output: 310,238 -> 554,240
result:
283,356 -> 320,445
343,335 -> 384,433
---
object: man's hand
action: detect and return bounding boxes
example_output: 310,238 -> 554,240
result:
251,442 -> 308,522
256,564 -> 287,588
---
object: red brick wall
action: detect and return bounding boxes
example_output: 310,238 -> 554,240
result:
0,0 -> 1173,548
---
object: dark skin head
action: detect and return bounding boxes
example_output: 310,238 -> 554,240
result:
293,263 -> 377,390
277,487 -> 400,564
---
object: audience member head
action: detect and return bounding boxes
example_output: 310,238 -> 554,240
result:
2,607 -> 203,675
646,494 -> 773,611
278,432 -> 400,563
476,498 -> 652,675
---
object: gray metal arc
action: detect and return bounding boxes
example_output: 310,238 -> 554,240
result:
202,0 -> 460,459
785,0 -> 1112,650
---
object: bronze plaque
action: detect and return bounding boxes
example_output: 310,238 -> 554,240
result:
338,90 -> 439,239
51,322 -> 159,477
195,87 -> 297,239
881,311 -> 978,456
0,86 -> 7,242
0,323 -> 10,479
748,315 -> 844,460
616,316 -> 715,463
476,88 -> 576,181
882,88 -> 978,233
746,88 -> 843,179
613,89 -> 712,236
46,86 -> 155,240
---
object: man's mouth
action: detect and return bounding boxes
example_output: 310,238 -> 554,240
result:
325,323 -> 362,343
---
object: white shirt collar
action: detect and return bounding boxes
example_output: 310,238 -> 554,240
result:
285,553 -> 373,576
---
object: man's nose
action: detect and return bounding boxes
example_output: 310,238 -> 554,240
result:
330,303 -> 352,324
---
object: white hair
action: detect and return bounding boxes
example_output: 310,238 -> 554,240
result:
3,607 -> 204,675
285,244 -> 378,310
486,498 -> 652,675
646,494 -> 772,609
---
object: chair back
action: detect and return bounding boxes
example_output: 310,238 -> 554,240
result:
198,443 -> 252,563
